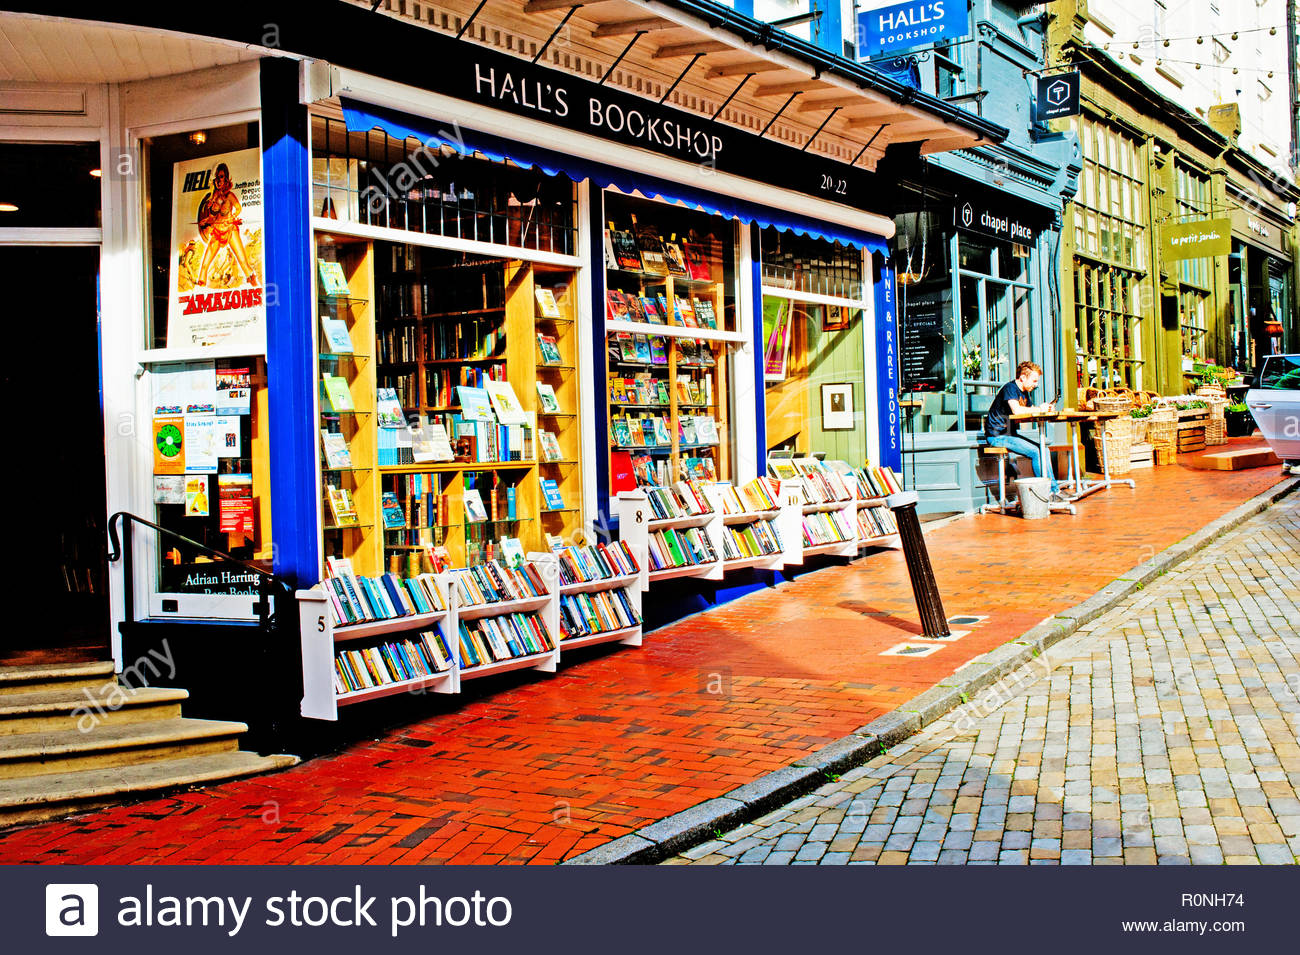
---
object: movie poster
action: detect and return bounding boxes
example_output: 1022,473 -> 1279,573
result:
167,147 -> 266,349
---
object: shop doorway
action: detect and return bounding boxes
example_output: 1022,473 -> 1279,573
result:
0,246 -> 109,664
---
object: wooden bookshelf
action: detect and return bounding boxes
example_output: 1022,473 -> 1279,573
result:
605,270 -> 731,491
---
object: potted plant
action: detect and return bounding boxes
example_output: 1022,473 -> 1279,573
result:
1225,401 -> 1255,437
1129,403 -> 1153,444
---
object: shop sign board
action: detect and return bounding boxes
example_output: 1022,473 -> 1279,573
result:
874,259 -> 903,472
953,195 -> 1037,244
1161,217 -> 1231,262
1229,206 -> 1289,258
1035,71 -> 1080,121
900,285 -> 950,392
856,0 -> 970,58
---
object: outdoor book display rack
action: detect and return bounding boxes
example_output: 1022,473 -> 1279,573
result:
297,551 -> 641,721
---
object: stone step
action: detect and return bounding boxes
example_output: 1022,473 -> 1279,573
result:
0,717 -> 248,780
1186,446 -> 1282,470
0,661 -> 116,697
0,750 -> 298,828
0,684 -> 188,736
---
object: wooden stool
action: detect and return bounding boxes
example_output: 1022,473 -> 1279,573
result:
980,445 -> 1015,514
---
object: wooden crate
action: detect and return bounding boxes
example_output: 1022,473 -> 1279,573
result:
1177,426 -> 1206,452
1129,443 -> 1153,469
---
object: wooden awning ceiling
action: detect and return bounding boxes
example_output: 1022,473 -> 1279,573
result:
359,0 -> 1002,173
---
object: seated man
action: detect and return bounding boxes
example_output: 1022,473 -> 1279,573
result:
984,360 -> 1063,500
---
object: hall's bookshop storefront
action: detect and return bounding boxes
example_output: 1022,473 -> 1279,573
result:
1,2 -> 1000,727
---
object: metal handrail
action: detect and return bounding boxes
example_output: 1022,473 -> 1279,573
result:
107,511 -> 294,628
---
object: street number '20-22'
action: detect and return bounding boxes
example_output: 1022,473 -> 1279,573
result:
820,175 -> 848,195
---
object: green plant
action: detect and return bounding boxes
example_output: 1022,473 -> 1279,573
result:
1188,399 -> 1208,409
1130,404 -> 1153,419
1227,401 -> 1250,412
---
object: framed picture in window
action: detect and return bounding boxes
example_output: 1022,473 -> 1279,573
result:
822,304 -> 851,331
821,383 -> 854,430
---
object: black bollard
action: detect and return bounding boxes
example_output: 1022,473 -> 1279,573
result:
886,491 -> 950,639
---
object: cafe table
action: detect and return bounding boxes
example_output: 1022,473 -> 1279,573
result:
1009,409 -> 1137,507
1006,410 -> 1076,515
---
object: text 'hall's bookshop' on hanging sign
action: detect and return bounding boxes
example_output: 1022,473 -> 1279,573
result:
856,0 -> 971,59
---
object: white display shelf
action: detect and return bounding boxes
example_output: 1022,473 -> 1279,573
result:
648,562 -> 718,583
856,496 -> 888,508
336,670 -> 454,706
459,649 -> 556,681
723,553 -> 783,571
558,573 -> 641,596
802,540 -> 857,558
561,625 -> 643,650
648,513 -> 714,531
605,318 -> 748,345
457,593 -> 552,621
721,509 -> 780,525
801,502 -> 846,514
332,609 -> 449,643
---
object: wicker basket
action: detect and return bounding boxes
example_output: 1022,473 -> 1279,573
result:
1130,415 -> 1151,445
1092,415 -> 1134,475
1148,401 -> 1178,457
1094,388 -> 1134,414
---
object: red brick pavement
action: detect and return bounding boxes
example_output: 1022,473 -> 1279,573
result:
0,449 -> 1286,864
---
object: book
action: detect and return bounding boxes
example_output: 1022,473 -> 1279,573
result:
627,418 -> 645,446
320,429 -> 352,469
499,536 -> 525,569
326,485 -> 359,527
534,287 -> 561,318
683,242 -> 712,281
535,382 -> 561,414
605,288 -> 631,322
662,240 -> 688,276
639,295 -> 664,324
633,335 -> 652,363
321,375 -> 354,412
463,488 -> 489,523
537,333 -> 563,365
375,387 -> 405,429
618,333 -> 639,362
677,297 -> 698,328
318,260 -> 350,297
410,418 -> 455,463
320,316 -> 353,354
635,224 -> 669,274
696,416 -> 719,444
539,430 -> 563,461
381,491 -> 405,530
484,379 -> 527,426
652,417 -> 672,446
612,417 -> 632,447
694,298 -> 717,329
455,385 -> 495,421
540,479 -> 565,510
603,229 -> 617,269
649,337 -> 668,365
610,227 -> 642,270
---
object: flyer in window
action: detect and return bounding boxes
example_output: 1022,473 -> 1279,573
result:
215,360 -> 252,415
167,146 -> 266,349
217,474 -> 254,537
184,475 -> 210,517
183,415 -> 219,473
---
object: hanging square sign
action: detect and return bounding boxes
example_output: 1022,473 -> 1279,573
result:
1036,71 -> 1081,121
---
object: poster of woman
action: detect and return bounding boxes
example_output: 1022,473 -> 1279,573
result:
167,147 -> 266,348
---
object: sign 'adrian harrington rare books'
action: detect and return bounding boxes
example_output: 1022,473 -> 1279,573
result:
167,147 -> 266,349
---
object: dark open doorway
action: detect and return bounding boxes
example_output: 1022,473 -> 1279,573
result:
0,246 -> 109,664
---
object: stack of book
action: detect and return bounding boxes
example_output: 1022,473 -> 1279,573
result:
556,543 -> 640,585
450,560 -> 549,606
325,558 -> 446,627
803,510 -> 856,546
857,506 -> 898,539
559,589 -> 642,639
720,520 -> 783,560
711,483 -> 748,516
334,628 -> 455,694
458,612 -> 555,667
739,477 -> 780,511
647,526 -> 718,571
853,465 -> 903,499
643,484 -> 712,520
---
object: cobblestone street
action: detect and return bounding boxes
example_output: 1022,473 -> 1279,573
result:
669,494 -> 1300,866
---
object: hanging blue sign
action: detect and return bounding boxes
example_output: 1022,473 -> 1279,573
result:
874,256 -> 903,474
856,0 -> 971,58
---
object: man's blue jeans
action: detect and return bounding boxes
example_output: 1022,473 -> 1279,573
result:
985,433 -> 1059,493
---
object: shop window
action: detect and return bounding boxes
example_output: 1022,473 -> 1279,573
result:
314,233 -> 584,573
1179,287 -> 1209,359
149,357 -> 272,601
1073,118 -> 1147,273
602,190 -> 739,496
310,115 -> 576,256
1074,262 -> 1143,389
0,142 -> 101,228
763,296 -> 869,463
142,122 -> 263,351
759,226 -> 865,300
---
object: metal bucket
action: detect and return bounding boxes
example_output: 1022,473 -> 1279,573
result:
1015,477 -> 1052,520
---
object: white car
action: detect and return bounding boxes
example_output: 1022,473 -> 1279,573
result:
1246,354 -> 1300,472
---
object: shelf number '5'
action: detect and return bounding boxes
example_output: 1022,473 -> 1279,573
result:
317,615 -> 326,633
